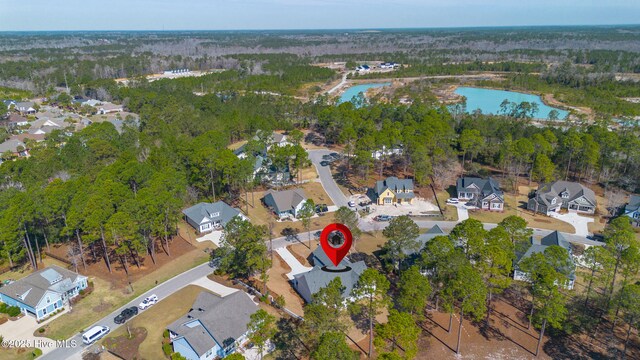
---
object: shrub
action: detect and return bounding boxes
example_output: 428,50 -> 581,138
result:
274,295 -> 286,308
31,348 -> 43,358
163,329 -> 170,339
6,305 -> 21,317
162,342 -> 173,357
79,289 -> 85,296
38,327 -> 46,333
171,352 -> 188,360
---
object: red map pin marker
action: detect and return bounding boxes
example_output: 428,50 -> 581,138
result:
320,223 -> 352,267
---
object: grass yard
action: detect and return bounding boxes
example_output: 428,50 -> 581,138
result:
299,182 -> 334,206
102,285 -> 208,360
468,187 -> 576,233
43,249 -> 209,340
299,166 -> 319,182
435,190 -> 459,221
0,348 -> 41,360
244,182 -> 336,236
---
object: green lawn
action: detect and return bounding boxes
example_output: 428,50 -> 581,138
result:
43,250 -> 209,340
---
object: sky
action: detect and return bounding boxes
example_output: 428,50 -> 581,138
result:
0,0 -> 639,31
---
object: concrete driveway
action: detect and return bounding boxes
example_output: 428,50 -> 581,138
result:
275,247 -> 312,280
0,309 -> 69,356
196,230 -> 223,247
548,212 -> 593,236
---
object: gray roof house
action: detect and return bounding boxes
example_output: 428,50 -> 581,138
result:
513,231 -> 576,290
410,225 -> 447,255
624,195 -> 640,226
528,181 -> 596,215
168,291 -> 259,360
0,265 -> 88,321
456,177 -> 504,211
262,188 -> 307,219
372,176 -> 415,205
293,247 -> 367,303
182,201 -> 246,234
15,101 -> 36,114
0,139 -> 29,159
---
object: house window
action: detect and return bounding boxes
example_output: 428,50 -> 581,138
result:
46,296 -> 50,304
384,197 -> 392,204
491,203 -> 502,209
561,192 -> 569,199
43,307 -> 47,315
551,198 -> 556,205
54,302 -> 58,310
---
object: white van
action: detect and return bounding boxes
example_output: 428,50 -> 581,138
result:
82,325 -> 110,345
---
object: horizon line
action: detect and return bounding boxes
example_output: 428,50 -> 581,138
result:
1,23 -> 640,33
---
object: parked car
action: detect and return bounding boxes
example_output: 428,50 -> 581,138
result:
329,152 -> 340,159
313,230 -> 322,239
359,200 -> 372,206
322,154 -> 333,160
138,294 -> 158,310
315,204 -> 329,214
446,198 -> 459,204
82,325 -> 110,345
348,201 -> 356,207
374,215 -> 392,222
587,233 -> 605,242
320,161 -> 330,167
114,306 -> 139,324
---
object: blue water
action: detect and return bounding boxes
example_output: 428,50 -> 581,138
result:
453,87 -> 569,120
339,83 -> 391,104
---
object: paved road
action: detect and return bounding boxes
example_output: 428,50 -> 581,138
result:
42,263 -> 213,360
326,72 -> 350,94
308,149 -> 349,208
43,149 -> 602,359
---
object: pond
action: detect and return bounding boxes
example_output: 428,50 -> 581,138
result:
453,87 -> 569,120
338,83 -> 391,104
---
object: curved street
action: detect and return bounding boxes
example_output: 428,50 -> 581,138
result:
42,148 -> 601,360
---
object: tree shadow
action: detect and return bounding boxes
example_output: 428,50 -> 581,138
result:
478,317 -> 536,356
416,318 -> 456,353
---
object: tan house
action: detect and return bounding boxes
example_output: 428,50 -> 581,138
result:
372,177 -> 415,205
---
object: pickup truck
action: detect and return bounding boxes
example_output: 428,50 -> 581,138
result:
114,306 -> 139,324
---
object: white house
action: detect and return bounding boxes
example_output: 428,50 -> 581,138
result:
513,231 -> 576,290
624,195 -> 640,226
182,201 -> 247,233
262,188 -> 307,219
